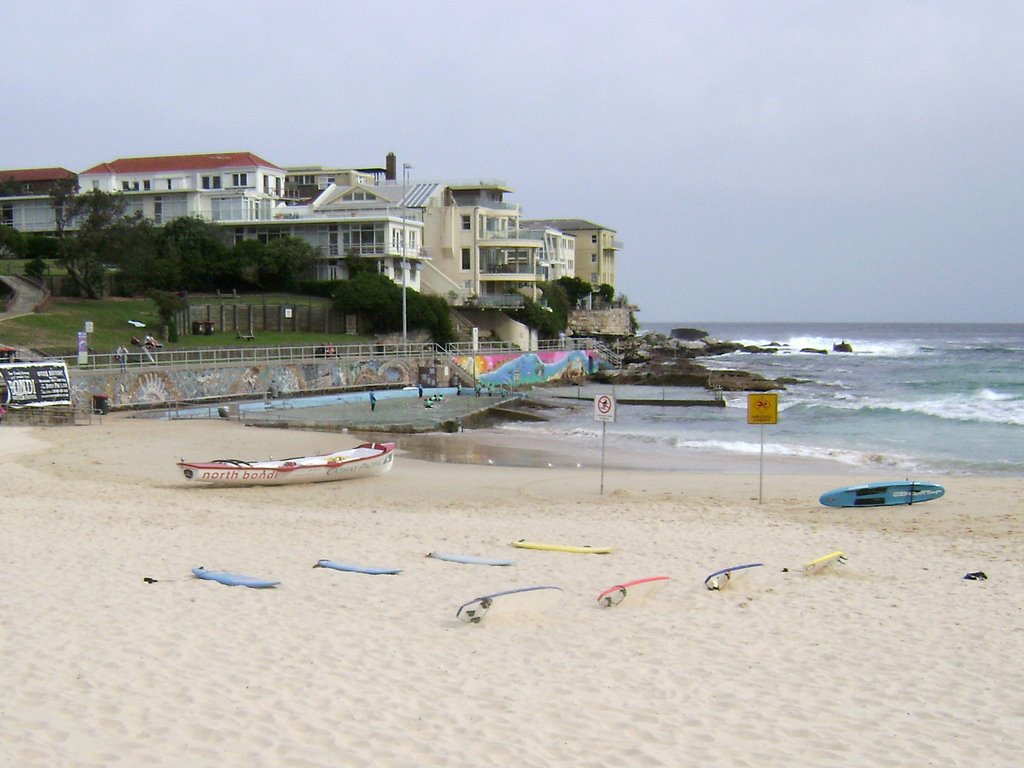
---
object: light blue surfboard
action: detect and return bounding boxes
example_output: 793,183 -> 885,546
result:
314,559 -> 402,575
192,566 -> 279,589
818,481 -> 945,508
427,552 -> 515,566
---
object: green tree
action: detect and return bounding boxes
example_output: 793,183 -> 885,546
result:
147,289 -> 188,343
555,276 -> 593,307
157,216 -> 229,292
25,234 -> 61,260
24,257 -> 47,281
332,272 -> 402,333
0,225 -> 25,259
517,298 -> 565,338
229,239 -> 266,289
59,190 -> 147,298
257,237 -> 317,292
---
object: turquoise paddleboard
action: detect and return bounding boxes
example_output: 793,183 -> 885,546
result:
819,481 -> 945,508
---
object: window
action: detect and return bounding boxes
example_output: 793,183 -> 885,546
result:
232,173 -> 248,187
343,190 -> 377,201
461,215 -> 471,230
592,254 -> 598,263
154,197 -> 163,225
591,234 -> 598,243
201,176 -> 222,190
143,180 -> 151,191
461,248 -> 471,270
21,183 -> 32,194
166,179 -> 172,190
1,203 -> 13,226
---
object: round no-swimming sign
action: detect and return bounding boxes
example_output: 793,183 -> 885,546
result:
594,394 -> 616,422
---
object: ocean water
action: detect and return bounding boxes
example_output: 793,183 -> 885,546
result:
504,323 -> 1024,477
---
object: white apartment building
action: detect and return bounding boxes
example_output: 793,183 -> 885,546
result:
3,152 -> 616,306
77,152 -> 287,226
76,152 -> 425,290
0,167 -> 77,232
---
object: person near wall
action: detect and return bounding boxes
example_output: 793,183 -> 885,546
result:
369,391 -> 377,411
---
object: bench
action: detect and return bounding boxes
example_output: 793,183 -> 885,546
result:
237,332 -> 255,341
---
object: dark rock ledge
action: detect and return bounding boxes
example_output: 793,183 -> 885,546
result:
598,328 -> 795,392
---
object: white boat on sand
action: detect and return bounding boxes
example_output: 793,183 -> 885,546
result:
177,442 -> 395,486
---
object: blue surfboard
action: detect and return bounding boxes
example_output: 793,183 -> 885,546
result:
427,552 -> 515,566
192,566 -> 279,588
818,481 -> 945,508
314,559 -> 402,575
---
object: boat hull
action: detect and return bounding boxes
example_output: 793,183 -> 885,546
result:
177,442 -> 395,486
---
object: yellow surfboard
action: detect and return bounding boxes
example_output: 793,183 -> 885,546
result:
803,551 -> 847,573
511,540 -> 613,555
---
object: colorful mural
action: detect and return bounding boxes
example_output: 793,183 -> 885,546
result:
454,349 -> 607,387
70,349 -> 610,407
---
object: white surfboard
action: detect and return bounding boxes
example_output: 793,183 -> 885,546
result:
597,576 -> 670,607
456,585 -> 563,623
704,562 -> 765,591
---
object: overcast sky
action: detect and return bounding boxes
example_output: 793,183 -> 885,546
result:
4,1 -> 1021,323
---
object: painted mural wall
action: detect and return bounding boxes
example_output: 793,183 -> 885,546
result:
455,349 -> 608,387
70,349 -> 610,408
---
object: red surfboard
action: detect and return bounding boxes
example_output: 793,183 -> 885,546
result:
597,576 -> 670,607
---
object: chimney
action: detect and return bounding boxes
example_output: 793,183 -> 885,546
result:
385,152 -> 397,181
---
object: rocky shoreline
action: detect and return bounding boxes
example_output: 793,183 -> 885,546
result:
596,327 -> 803,392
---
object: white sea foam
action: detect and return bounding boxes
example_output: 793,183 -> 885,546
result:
725,335 -> 922,357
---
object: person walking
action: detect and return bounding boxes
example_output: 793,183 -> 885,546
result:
369,391 -> 377,412
418,383 -> 423,399
116,345 -> 128,372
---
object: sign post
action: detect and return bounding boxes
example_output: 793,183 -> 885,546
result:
747,393 -> 779,504
594,394 -> 616,495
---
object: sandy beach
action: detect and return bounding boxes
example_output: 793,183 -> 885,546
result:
3,417 -> 1023,767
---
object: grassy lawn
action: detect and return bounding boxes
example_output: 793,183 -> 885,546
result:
0,296 -> 372,355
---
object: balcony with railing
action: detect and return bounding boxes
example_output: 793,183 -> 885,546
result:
478,229 -> 542,244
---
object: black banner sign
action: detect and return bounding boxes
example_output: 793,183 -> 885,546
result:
0,362 -> 72,407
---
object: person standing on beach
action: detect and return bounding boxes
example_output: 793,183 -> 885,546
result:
369,391 -> 377,411
418,383 -> 423,399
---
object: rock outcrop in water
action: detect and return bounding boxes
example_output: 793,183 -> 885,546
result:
599,330 -> 787,392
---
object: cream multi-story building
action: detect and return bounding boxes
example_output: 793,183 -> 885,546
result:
522,218 -> 620,289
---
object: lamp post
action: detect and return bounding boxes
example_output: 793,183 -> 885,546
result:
401,163 -> 412,347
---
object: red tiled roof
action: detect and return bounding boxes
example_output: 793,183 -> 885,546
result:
81,152 -> 283,174
0,167 -> 77,182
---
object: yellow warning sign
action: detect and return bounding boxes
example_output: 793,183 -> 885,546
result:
747,393 -> 779,425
